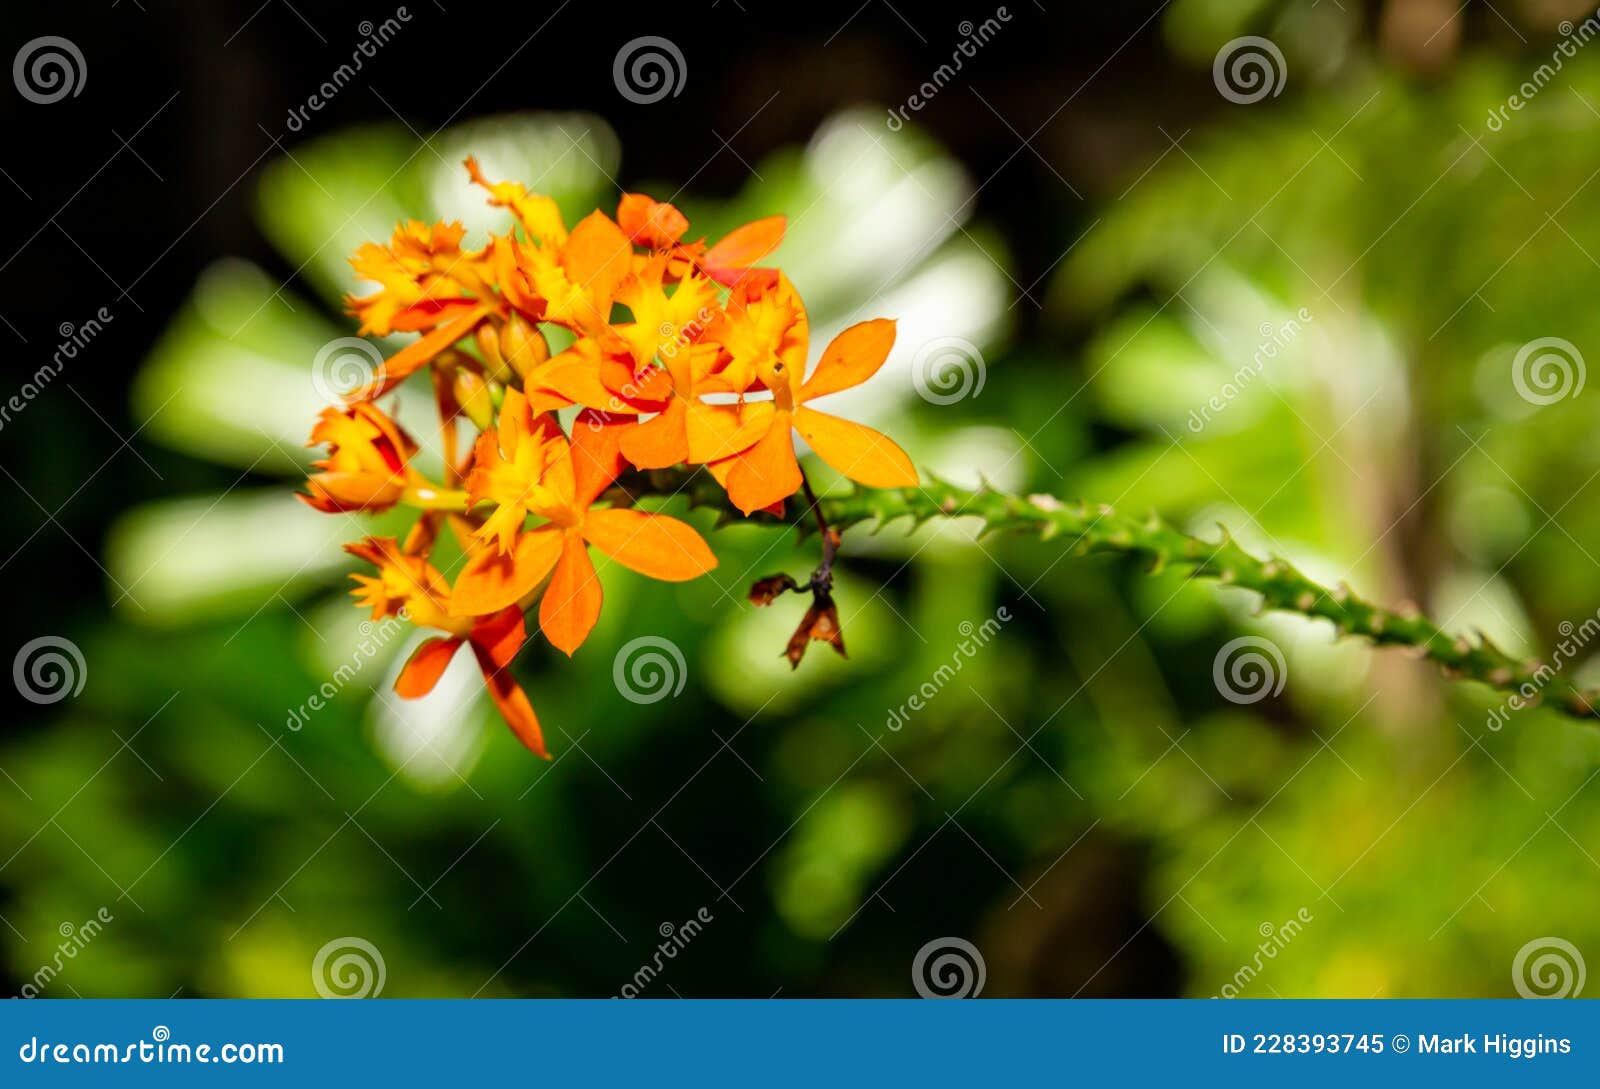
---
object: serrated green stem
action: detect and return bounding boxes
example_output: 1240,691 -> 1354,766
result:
628,470 -> 1600,724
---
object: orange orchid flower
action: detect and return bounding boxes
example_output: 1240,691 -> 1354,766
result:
705,285 -> 919,514
346,536 -> 546,757
304,159 -> 937,761
465,156 -> 568,248
345,159 -> 576,404
698,215 -> 786,289
300,402 -> 418,514
452,399 -> 717,654
616,191 -> 785,290
549,257 -> 765,470
702,274 -> 809,395
536,336 -> 766,472
507,211 -> 633,338
343,299 -> 497,404
617,193 -> 690,250
343,217 -> 497,402
347,219 -> 492,338
611,256 -> 720,373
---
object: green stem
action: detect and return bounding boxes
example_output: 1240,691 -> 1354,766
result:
401,484 -> 471,512
630,469 -> 1600,724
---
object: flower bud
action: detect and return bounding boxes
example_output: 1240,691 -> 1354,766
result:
452,368 -> 495,432
500,314 -> 550,381
476,323 -> 511,383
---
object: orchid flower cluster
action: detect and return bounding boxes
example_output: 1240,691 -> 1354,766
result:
300,159 -> 918,758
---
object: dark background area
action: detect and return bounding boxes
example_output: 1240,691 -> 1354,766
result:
0,0 -> 1199,630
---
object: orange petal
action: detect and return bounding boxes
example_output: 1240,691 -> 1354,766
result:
468,605 -> 528,670
389,297 -> 480,332
491,236 -> 545,317
612,360 -> 674,403
685,400 -> 771,464
542,360 -> 645,415
346,302 -> 493,401
725,412 -> 802,515
301,472 -> 405,513
395,637 -> 463,698
451,526 -> 564,617
583,507 -> 717,581
703,216 -> 785,283
618,398 -> 690,469
498,385 -> 535,450
703,452 -> 733,488
563,211 -> 633,309
570,410 -> 630,507
470,643 -> 547,758
704,458 -> 786,516
618,193 -> 689,247
793,406 -> 918,488
524,386 -> 574,415
800,319 -> 896,402
539,535 -> 603,656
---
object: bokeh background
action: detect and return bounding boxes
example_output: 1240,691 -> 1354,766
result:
3,0 -> 1600,998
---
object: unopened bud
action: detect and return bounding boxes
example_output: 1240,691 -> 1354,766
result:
453,368 -> 495,431
501,315 -> 549,380
476,323 -> 510,382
